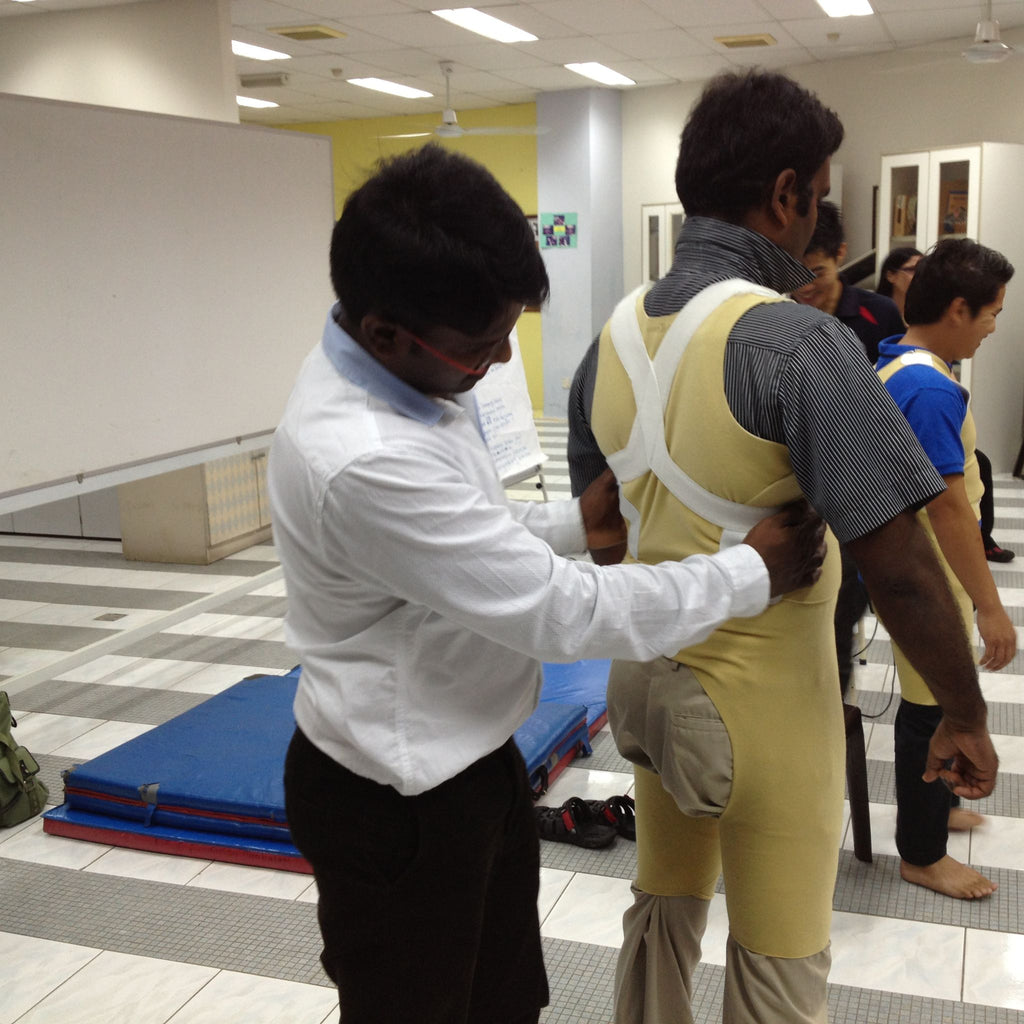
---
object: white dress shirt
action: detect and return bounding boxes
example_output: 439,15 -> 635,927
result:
267,307 -> 771,795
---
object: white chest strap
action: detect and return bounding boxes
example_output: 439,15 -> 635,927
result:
605,279 -> 784,552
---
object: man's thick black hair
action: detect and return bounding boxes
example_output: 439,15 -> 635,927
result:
804,201 -> 844,259
876,246 -> 922,298
331,144 -> 549,336
676,70 -> 844,221
904,238 -> 1014,325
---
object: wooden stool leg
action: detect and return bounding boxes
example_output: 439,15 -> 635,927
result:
844,702 -> 872,863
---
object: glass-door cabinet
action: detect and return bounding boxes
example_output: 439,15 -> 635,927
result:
641,202 -> 684,283
877,151 -> 929,258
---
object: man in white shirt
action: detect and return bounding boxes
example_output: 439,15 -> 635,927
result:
267,143 -> 826,1024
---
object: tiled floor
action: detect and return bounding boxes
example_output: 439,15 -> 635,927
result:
3,421 -> 1024,1023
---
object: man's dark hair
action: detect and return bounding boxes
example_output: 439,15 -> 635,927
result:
904,238 -> 1014,325
675,70 -> 844,221
804,201 -> 844,259
876,246 -> 922,298
331,144 -> 549,336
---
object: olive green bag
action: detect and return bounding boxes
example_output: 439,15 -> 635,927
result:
0,691 -> 49,828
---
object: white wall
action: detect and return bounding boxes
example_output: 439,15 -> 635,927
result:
0,0 -> 237,123
787,27 -> 1024,262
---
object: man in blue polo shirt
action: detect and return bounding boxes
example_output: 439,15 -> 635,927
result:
876,237 -> 1015,900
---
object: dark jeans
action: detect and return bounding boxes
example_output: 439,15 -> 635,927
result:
284,728 -> 548,1024
977,448 -> 995,545
894,699 -> 959,866
834,545 -> 869,697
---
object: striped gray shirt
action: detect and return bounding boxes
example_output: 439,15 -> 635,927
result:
568,216 -> 943,544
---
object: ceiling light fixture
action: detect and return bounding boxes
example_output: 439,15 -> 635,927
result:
231,40 -> 291,60
347,78 -> 434,99
814,0 -> 873,15
564,63 -> 636,87
964,1 -> 1014,63
236,96 -> 279,108
431,8 -> 537,43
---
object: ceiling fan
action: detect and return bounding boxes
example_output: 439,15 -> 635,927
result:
871,1 -> 1017,76
379,62 -> 547,140
962,0 -> 1015,63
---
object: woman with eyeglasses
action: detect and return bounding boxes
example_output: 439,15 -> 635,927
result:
877,246 -> 923,319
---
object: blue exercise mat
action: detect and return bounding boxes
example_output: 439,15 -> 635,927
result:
44,660 -> 610,869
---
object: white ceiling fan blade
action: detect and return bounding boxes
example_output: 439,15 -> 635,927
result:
461,125 -> 549,136
377,131 -> 436,139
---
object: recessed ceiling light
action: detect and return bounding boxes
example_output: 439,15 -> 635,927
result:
564,63 -> 635,87
236,96 -> 279,108
815,0 -> 873,15
347,78 -> 434,99
231,40 -> 291,60
431,8 -> 537,43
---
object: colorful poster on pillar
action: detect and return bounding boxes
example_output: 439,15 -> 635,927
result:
540,213 -> 578,248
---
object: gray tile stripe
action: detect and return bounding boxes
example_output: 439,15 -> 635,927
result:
16,679 -> 209,725
0,859 -> 329,987
3,859 -> 1021,1024
0,621 -> 132,652
0,580 -> 201,611
116,633 -> 298,670
0,547 -> 274,577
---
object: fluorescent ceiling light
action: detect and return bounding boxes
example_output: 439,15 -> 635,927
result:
432,8 -> 537,43
815,0 -> 873,15
10,0 -> 38,4
565,63 -> 636,86
347,78 -> 434,99
231,40 -> 291,60
236,96 -> 279,108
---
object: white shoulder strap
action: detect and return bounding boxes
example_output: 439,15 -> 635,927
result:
604,279 -> 784,548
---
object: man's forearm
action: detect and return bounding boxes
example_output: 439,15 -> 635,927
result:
847,511 -> 986,730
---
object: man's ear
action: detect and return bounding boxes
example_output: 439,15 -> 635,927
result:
770,168 -> 800,227
360,313 -> 402,358
837,241 -> 848,265
944,296 -> 971,327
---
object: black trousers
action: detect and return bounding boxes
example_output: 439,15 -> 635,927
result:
977,448 -> 996,546
284,728 -> 548,1024
894,699 -> 959,865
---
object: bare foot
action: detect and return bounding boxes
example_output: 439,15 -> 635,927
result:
900,855 -> 998,899
948,807 -> 985,831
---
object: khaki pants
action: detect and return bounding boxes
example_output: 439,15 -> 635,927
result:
608,658 -> 834,1024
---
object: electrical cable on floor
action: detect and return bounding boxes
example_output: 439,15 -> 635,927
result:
852,611 -> 897,720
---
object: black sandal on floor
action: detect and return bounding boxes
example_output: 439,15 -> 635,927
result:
587,794 -> 636,841
534,796 -> 618,849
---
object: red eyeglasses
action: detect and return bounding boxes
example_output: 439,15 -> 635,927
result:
403,328 -> 499,378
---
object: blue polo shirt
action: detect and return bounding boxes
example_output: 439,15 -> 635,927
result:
876,336 -> 967,477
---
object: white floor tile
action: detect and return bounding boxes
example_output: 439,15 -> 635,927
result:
0,931 -> 100,1024
969,814 -> 1024,873
828,911 -> 964,1001
538,867 -> 574,923
13,949 -> 218,1024
865,722 -> 895,763
992,733 -> 1024,774
979,670 -> 1024,704
7,711 -> 105,754
54,654 -> 147,684
165,970 -> 338,1024
186,861 -> 315,901
0,819 -> 109,869
83,846 -> 211,886
963,929 -> 1024,1011
535,765 -> 635,808
841,801 -> 970,863
0,647 -> 66,676
51,719 -> 153,759
540,872 -> 633,948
